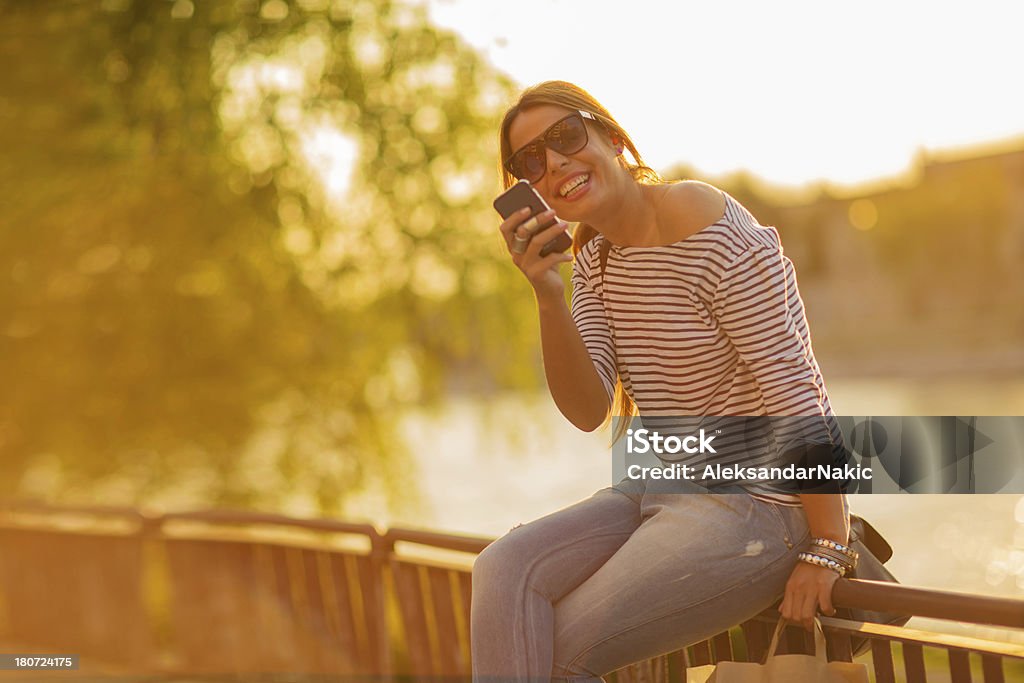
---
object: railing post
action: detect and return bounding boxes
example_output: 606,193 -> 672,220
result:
370,527 -> 394,676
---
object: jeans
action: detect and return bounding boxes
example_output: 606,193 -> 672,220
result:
470,476 -> 817,682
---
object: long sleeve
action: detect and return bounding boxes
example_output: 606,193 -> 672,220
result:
712,244 -> 824,417
570,242 -> 617,409
711,243 -> 843,491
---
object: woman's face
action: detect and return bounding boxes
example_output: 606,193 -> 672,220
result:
506,104 -> 628,221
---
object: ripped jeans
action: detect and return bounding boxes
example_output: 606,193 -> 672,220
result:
471,476 -> 826,682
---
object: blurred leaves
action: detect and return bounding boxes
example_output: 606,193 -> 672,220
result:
0,0 -> 539,514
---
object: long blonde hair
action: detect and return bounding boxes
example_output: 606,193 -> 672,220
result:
498,81 -> 664,444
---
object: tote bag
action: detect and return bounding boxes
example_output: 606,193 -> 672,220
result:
685,617 -> 868,683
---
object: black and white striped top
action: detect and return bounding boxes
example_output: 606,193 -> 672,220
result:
571,190 -> 845,508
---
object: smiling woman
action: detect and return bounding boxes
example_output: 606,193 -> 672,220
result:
474,80 -> 857,681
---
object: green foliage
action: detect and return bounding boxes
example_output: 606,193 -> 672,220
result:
0,0 -> 538,513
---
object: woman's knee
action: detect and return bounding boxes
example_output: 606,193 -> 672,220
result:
472,530 -> 531,590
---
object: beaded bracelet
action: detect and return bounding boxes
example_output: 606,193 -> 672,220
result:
812,546 -> 858,572
811,537 -> 859,561
797,551 -> 850,577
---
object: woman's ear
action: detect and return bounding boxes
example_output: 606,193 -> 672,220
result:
609,132 -> 624,156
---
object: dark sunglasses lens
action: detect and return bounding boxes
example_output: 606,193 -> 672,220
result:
506,114 -> 589,182
548,115 -> 589,155
523,151 -> 545,181
509,144 -> 545,182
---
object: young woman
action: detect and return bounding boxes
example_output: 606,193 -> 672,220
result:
472,81 -> 854,681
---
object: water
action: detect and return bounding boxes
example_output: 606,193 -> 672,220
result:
355,377 -> 1024,645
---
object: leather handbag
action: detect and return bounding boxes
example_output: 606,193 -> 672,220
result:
835,513 -> 912,657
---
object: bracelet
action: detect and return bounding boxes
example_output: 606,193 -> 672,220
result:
797,551 -> 850,577
812,546 -> 859,572
811,537 -> 859,561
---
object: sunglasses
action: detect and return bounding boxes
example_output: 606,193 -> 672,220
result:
504,110 -> 605,184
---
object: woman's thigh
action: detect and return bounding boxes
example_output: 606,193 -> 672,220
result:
472,482 -> 644,603
550,489 -> 809,678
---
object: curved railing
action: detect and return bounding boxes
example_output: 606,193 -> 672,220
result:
0,500 -> 1022,681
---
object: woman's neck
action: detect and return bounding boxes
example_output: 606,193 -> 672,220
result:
588,182 -> 668,247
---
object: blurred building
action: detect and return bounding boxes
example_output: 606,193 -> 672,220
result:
707,138 -> 1024,375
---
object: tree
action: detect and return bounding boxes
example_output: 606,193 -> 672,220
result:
0,0 -> 538,514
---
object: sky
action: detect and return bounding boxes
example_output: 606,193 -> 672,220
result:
426,0 -> 1024,188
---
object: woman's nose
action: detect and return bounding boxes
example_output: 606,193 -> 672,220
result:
545,146 -> 571,174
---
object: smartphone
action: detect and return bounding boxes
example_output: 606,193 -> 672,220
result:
493,180 -> 573,257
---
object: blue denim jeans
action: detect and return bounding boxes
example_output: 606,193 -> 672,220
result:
470,477 -> 818,682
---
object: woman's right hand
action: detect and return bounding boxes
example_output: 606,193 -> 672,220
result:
499,208 -> 573,303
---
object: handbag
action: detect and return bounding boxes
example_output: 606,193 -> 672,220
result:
835,514 -> 912,657
750,514 -> 908,660
836,415 -> 912,656
686,617 -> 869,682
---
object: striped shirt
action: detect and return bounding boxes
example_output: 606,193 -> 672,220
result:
571,190 -> 846,507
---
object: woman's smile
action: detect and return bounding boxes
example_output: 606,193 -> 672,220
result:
556,172 -> 591,201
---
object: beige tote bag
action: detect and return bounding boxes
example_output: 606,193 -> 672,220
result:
686,618 -> 869,683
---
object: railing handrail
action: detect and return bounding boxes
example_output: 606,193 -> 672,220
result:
4,499 -> 1024,633
383,526 -> 493,553
159,508 -> 381,538
833,577 -> 1024,629
0,498 -> 149,521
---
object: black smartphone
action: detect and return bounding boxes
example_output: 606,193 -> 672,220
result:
493,180 -> 573,256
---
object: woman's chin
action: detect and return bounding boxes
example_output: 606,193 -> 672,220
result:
554,180 -> 596,221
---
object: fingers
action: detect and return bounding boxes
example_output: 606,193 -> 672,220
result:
497,206 -> 570,296
522,219 -> 569,259
777,592 -> 792,622
504,214 -> 568,267
798,590 -> 818,631
531,219 -> 570,246
782,584 -> 815,631
499,208 -> 554,253
780,595 -> 817,631
819,584 -> 836,618
499,207 -> 532,252
780,561 -> 845,633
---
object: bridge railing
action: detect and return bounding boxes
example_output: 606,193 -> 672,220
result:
1,501 -> 1022,681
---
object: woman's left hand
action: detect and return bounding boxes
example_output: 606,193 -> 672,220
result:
778,561 -> 840,631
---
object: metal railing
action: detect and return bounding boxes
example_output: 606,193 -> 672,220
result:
1,501 -> 1022,681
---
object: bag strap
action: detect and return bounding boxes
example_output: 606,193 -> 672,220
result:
764,618 -> 827,665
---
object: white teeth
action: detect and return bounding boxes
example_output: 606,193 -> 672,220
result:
559,174 -> 589,197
